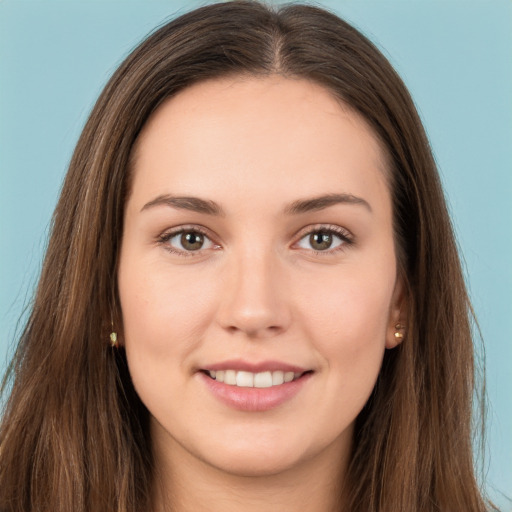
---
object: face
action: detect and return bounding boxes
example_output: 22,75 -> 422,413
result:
118,76 -> 404,478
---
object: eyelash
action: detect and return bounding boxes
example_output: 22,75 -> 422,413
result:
156,225 -> 216,258
156,224 -> 354,257
294,224 -> 354,255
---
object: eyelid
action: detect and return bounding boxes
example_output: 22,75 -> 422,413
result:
292,224 -> 354,253
156,224 -> 221,256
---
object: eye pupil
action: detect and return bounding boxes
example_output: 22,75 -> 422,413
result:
181,232 -> 204,250
310,231 -> 332,250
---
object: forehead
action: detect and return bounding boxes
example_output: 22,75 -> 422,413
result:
128,75 -> 390,213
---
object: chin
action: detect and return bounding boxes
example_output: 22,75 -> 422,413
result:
202,447 -> 306,478
195,426 -> 341,479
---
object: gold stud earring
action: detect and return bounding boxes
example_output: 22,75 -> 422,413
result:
110,316 -> 118,348
394,323 -> 404,339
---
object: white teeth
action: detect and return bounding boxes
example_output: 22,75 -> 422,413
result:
236,371 -> 254,387
284,372 -> 295,383
254,371 -> 272,388
224,370 -> 236,385
272,371 -> 284,385
208,369 -> 304,387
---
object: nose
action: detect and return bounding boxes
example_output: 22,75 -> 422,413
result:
216,248 -> 291,339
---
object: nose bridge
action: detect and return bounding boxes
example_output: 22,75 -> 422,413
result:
217,242 -> 289,337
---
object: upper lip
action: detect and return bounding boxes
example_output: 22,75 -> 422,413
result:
200,359 -> 310,374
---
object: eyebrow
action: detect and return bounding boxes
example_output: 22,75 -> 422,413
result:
141,195 -> 225,216
140,192 -> 371,216
284,193 -> 372,214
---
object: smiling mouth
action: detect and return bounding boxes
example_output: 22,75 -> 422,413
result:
201,369 -> 312,388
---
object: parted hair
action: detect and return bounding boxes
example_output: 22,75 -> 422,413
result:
0,2 -> 493,511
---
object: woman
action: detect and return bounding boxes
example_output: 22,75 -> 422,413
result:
0,1 -> 496,511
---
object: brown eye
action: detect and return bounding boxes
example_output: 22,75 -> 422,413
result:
162,229 -> 216,255
180,231 -> 204,251
295,227 -> 349,253
309,231 -> 333,251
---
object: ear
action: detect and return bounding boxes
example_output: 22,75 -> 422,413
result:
385,274 -> 407,349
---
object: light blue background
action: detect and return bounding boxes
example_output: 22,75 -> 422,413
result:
1,0 -> 510,508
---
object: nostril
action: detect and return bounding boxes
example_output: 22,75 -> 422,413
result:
224,323 -> 283,338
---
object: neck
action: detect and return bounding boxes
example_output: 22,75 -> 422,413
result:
151,435 -> 349,512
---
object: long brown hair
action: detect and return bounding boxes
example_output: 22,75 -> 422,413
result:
0,2 -> 494,510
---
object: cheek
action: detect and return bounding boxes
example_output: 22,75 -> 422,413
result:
117,260 -> 222,424
296,263 -> 395,372
302,267 -> 393,332
283,265 -> 395,448
118,259 -> 219,359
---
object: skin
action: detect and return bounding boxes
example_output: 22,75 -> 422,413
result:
118,75 -> 405,512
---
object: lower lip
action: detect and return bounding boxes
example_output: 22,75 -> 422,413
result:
198,372 -> 312,412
